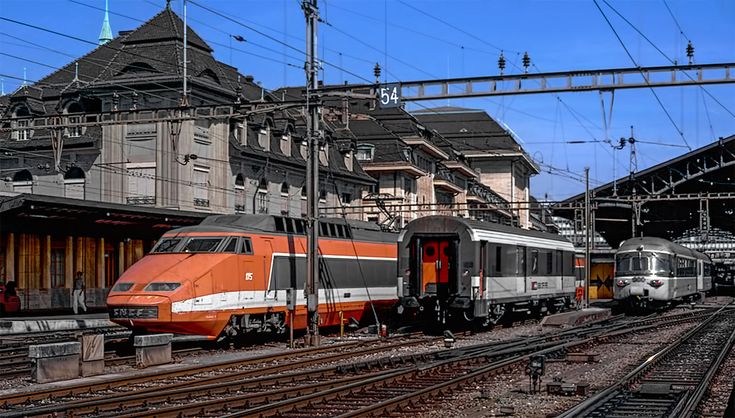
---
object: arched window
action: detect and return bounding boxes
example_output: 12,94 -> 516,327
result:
256,178 -> 268,214
280,129 -> 292,156
234,174 -> 245,213
258,121 -> 271,151
64,167 -> 86,199
12,105 -> 31,141
197,69 -> 220,85
280,182 -> 290,215
116,62 -> 159,76
12,170 -> 33,193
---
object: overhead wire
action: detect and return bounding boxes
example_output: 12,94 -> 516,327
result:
592,0 -> 691,151
600,0 -> 735,122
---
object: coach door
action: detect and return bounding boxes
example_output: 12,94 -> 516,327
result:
697,259 -> 704,291
517,246 -> 527,293
239,237 -> 257,301
421,239 -> 453,295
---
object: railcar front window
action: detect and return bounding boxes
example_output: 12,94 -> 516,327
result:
616,252 -> 672,275
151,238 -> 182,253
183,238 -> 222,253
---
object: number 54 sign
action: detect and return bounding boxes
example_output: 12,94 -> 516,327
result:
378,84 -> 400,108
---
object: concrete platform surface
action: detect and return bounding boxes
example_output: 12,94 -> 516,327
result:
0,313 -> 120,335
540,307 -> 611,327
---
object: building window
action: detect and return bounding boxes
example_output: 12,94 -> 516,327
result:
319,189 -> 327,203
193,165 -> 210,208
64,167 -> 86,200
258,124 -> 270,150
235,174 -> 245,213
341,192 -> 352,206
126,162 -> 156,205
355,144 -> 375,162
257,178 -> 269,213
50,249 -> 65,288
281,132 -> 291,155
12,169 -> 33,193
280,182 -> 290,215
15,119 -> 30,141
67,115 -> 82,137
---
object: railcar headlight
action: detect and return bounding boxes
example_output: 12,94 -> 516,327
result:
648,279 -> 664,288
616,279 -> 630,288
144,282 -> 181,292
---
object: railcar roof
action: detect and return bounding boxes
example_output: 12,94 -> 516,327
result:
402,215 -> 571,244
618,236 -> 710,261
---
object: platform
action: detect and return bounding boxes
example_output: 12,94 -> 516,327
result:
0,312 -> 120,335
540,307 -> 611,327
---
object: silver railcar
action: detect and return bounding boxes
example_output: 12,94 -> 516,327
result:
614,237 -> 712,311
397,216 -> 578,326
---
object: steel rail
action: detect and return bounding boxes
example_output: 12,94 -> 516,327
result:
558,304 -> 734,418
0,338 -> 428,415
0,339 -> 362,407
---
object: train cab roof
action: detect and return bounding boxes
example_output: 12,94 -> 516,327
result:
399,215 -> 574,250
617,236 -> 711,262
161,214 -> 394,242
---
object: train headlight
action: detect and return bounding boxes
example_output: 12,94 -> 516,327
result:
144,282 -> 181,292
648,279 -> 664,288
616,279 -> 630,288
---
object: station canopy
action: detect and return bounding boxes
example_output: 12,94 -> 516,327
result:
554,135 -> 735,249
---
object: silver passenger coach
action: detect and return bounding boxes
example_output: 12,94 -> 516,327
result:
397,216 -> 578,326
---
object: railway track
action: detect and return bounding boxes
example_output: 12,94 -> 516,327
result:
559,304 -> 735,418
0,335 -> 437,415
2,311 -> 705,418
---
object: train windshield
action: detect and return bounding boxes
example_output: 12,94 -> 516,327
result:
151,238 -> 182,253
616,251 -> 671,275
150,237 -> 226,253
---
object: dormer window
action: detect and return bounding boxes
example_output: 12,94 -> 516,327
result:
355,144 -> 375,162
258,124 -> 271,150
64,102 -> 84,138
281,131 -> 291,155
11,105 -> 31,141
15,119 -> 30,141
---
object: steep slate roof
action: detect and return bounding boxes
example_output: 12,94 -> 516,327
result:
7,6 -> 263,114
412,107 -> 522,153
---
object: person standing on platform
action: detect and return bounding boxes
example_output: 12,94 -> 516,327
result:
73,271 -> 87,314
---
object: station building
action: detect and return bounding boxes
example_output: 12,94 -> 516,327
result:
0,4 -> 546,311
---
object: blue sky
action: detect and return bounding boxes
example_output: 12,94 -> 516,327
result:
1,0 -> 733,200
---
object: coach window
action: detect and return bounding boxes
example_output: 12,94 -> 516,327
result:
494,246 -> 502,274
546,252 -> 553,275
240,238 -> 253,255
531,250 -> 539,275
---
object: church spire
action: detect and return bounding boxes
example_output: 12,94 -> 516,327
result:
99,0 -> 113,45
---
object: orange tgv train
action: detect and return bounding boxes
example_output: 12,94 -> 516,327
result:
107,215 -> 398,340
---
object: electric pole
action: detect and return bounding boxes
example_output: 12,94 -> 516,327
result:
303,0 -> 320,346
584,167 -> 590,309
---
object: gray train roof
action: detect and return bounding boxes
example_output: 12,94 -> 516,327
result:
400,215 -> 574,250
618,236 -> 711,261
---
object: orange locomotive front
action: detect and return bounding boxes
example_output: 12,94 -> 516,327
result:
107,215 -> 398,340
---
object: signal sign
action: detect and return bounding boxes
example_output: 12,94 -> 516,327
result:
378,84 -> 400,108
